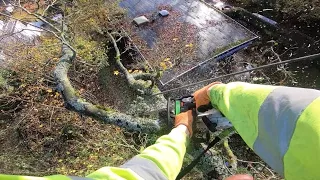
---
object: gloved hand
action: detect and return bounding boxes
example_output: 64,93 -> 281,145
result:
175,110 -> 194,136
225,174 -> 253,180
193,82 -> 221,112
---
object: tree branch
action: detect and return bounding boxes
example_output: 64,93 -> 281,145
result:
107,32 -> 157,94
42,0 -> 58,16
12,2 -> 62,33
54,45 -> 161,133
0,12 -> 75,52
223,139 -> 237,170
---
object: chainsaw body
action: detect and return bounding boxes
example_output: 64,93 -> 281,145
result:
167,95 -> 233,132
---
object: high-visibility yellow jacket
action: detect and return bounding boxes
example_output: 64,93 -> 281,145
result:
1,82 -> 320,180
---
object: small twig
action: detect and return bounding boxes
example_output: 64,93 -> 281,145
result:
5,95 -> 64,109
258,70 -> 272,84
247,163 -> 266,179
42,0 -> 58,16
76,59 -> 98,67
12,3 -> 62,33
280,47 -> 298,56
236,159 -> 276,178
116,36 -> 124,42
120,46 -> 132,55
119,136 -> 140,153
15,106 -> 34,127
0,28 -> 43,42
49,107 -> 54,129
270,46 -> 285,70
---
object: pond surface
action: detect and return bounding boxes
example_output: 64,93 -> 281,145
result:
120,0 -> 257,85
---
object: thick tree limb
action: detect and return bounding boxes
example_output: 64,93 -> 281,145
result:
54,45 -> 161,133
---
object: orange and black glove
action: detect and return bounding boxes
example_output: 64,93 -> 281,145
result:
174,110 -> 194,136
193,82 -> 221,112
225,174 -> 254,180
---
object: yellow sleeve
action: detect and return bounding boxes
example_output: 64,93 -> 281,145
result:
110,127 -> 189,180
137,127 -> 188,180
0,128 -> 188,180
208,82 -> 276,148
209,82 -> 320,179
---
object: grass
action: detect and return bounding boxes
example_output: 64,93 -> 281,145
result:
0,110 -> 142,177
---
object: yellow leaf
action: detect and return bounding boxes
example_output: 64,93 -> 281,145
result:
133,70 -> 139,73
58,159 -> 63,163
173,38 -> 178,41
138,70 -> 143,73
185,43 -> 193,48
87,164 -> 93,168
39,124 -> 43,128
47,89 -> 53,93
66,151 -> 70,155
128,69 -> 133,73
160,62 -> 167,70
113,70 -> 119,76
164,58 -> 170,62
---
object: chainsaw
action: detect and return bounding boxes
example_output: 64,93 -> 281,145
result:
166,95 -> 234,179
167,95 -> 233,133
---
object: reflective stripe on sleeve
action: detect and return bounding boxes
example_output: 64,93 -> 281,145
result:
253,87 -> 320,176
121,156 -> 168,180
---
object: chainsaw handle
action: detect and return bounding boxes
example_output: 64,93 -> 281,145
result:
197,103 -> 213,112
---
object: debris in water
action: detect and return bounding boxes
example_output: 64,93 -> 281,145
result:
133,16 -> 149,26
159,10 -> 169,17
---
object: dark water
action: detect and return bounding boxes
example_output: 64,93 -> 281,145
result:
120,0 -> 257,85
223,1 -> 320,89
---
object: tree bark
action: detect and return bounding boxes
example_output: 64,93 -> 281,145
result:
54,45 -> 161,133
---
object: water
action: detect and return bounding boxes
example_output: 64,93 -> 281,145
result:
120,0 -> 257,85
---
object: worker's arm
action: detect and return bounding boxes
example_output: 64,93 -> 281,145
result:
87,112 -> 193,180
0,125 -> 189,180
120,125 -> 189,180
206,82 -> 320,180
0,112 -> 191,180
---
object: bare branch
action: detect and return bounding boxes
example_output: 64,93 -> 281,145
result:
0,11 -> 76,56
236,159 -> 276,178
0,28 -> 42,42
107,32 -> 157,94
42,0 -> 58,16
11,3 -> 62,33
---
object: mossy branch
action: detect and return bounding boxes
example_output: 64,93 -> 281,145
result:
54,45 -> 161,133
223,139 -> 237,170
